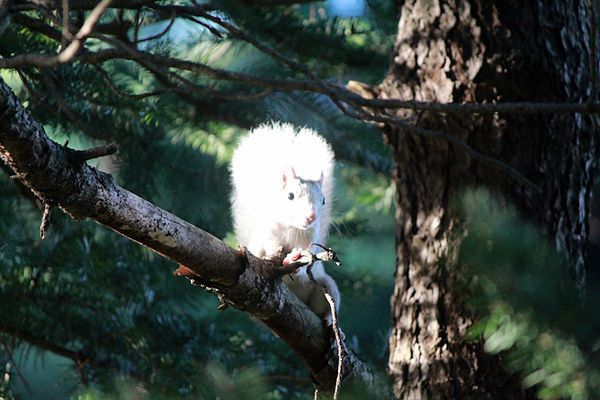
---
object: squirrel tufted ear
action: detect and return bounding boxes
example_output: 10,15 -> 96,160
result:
319,171 -> 324,185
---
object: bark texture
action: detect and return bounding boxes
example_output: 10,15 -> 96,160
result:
381,0 -> 598,398
0,78 -> 389,397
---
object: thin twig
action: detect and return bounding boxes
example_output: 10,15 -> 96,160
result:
40,202 -> 52,239
326,291 -> 343,400
182,14 -> 224,38
136,12 -> 176,43
306,265 -> 343,400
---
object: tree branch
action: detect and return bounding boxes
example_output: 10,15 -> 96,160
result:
0,77 -> 388,397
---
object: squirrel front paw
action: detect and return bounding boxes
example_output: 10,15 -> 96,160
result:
282,248 -> 304,265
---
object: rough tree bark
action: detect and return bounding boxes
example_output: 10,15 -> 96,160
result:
0,78 -> 388,398
375,1 -> 598,398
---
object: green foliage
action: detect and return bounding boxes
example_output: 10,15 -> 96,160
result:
460,190 -> 600,399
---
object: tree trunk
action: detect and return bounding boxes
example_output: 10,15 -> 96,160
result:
380,0 -> 598,398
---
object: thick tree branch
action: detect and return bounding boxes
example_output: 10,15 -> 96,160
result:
0,77 -> 388,397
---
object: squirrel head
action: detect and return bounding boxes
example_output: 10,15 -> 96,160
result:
279,167 -> 325,230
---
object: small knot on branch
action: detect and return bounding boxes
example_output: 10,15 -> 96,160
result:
66,143 -> 118,164
39,202 -> 52,239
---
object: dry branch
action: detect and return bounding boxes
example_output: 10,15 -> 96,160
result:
0,77 -> 389,398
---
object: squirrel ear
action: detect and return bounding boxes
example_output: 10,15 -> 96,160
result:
319,171 -> 324,185
282,166 -> 297,190
282,172 -> 287,190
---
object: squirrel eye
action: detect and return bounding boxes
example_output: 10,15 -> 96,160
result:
322,197 -> 326,205
288,192 -> 295,200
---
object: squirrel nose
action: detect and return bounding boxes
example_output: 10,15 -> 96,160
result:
305,212 -> 316,225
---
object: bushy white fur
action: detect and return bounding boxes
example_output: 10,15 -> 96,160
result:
230,122 -> 339,322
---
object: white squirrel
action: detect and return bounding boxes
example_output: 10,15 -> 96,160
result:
230,122 -> 340,324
